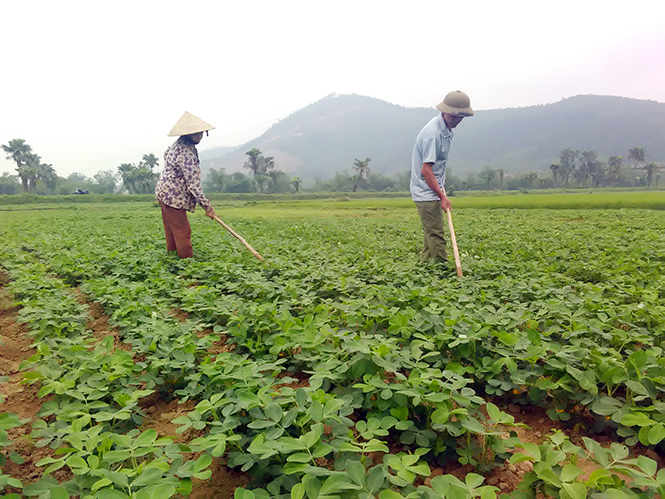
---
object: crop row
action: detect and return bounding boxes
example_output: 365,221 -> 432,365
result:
0,205 -> 664,498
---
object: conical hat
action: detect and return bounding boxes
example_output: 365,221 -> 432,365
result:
167,111 -> 215,137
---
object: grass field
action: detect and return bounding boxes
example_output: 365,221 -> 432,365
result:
0,195 -> 664,499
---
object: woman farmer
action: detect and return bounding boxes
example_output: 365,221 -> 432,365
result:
155,112 -> 217,258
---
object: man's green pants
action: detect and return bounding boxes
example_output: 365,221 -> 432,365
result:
416,201 -> 448,262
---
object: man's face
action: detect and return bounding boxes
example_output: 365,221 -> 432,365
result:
187,132 -> 204,144
443,113 -> 464,129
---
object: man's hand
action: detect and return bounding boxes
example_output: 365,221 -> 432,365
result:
205,207 -> 216,219
440,196 -> 452,212
421,163 -> 451,211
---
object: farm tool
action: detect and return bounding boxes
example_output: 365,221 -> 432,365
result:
446,209 -> 463,277
212,215 -> 264,262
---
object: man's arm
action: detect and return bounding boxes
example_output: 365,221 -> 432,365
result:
421,163 -> 451,211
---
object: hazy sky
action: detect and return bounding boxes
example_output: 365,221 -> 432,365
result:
2,0 -> 664,179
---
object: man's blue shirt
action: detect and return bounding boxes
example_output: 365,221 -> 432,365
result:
410,113 -> 454,202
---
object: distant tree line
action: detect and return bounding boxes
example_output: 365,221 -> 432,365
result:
1,139 -> 57,194
2,139 -> 662,197
445,147 -> 661,193
203,148 -> 300,194
117,154 -> 159,194
1,138 -> 162,195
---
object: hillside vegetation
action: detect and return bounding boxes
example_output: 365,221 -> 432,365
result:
200,94 -> 665,180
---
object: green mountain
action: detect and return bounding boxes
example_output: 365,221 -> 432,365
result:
200,93 -> 665,180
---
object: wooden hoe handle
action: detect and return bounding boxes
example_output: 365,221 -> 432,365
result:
446,210 -> 463,277
212,215 -> 264,262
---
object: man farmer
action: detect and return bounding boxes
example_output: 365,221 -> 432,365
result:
155,112 -> 217,258
410,90 -> 473,263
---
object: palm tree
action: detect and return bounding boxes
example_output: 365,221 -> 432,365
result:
141,153 -> 159,170
352,157 -> 371,192
23,153 -> 43,192
2,139 -> 33,192
118,163 -> 138,193
607,156 -> 623,186
243,148 -> 263,177
262,156 -> 275,174
558,148 -> 579,187
628,147 -> 646,169
255,174 -> 268,194
645,162 -> 656,187
1,138 -> 32,167
267,168 -> 284,193
549,163 -> 559,186
38,164 -> 58,193
576,150 -> 599,187
478,166 -> 495,189
524,171 -> 538,189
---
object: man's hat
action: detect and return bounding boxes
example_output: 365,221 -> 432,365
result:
168,112 -> 215,137
436,91 -> 474,117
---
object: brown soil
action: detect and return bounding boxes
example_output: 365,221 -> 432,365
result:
1,276 -> 68,494
0,277 -> 249,498
190,457 -> 251,499
0,285 -> 39,419
2,274 -> 662,498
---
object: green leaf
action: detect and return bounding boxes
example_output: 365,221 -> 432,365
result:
621,412 -> 653,427
521,442 -> 541,460
608,442 -> 629,461
461,417 -> 485,434
560,464 -> 583,483
583,437 -> 608,467
131,467 -> 163,488
92,478 -> 113,492
101,450 -> 131,464
346,460 -> 365,486
367,464 -> 385,493
66,455 -> 89,474
510,453 -> 534,464
134,484 -> 177,499
234,488 -> 255,499
379,490 -> 404,499
266,403 -> 283,422
480,486 -> 497,499
310,401 -> 323,422
320,474 -> 348,495
291,483 -> 305,499
585,468 -> 613,487
637,455 -> 657,476
301,424 -> 323,449
304,476 -> 321,499
134,428 -> 158,447
94,488 -> 130,499
562,482 -> 587,499
536,468 -> 562,487
296,389 -> 308,407
431,408 -> 449,424
647,424 -> 665,445
485,403 -> 501,422
49,487 -> 70,499
287,453 -> 312,463
465,473 -> 484,489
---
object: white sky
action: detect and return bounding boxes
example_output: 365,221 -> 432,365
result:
2,0 -> 664,178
